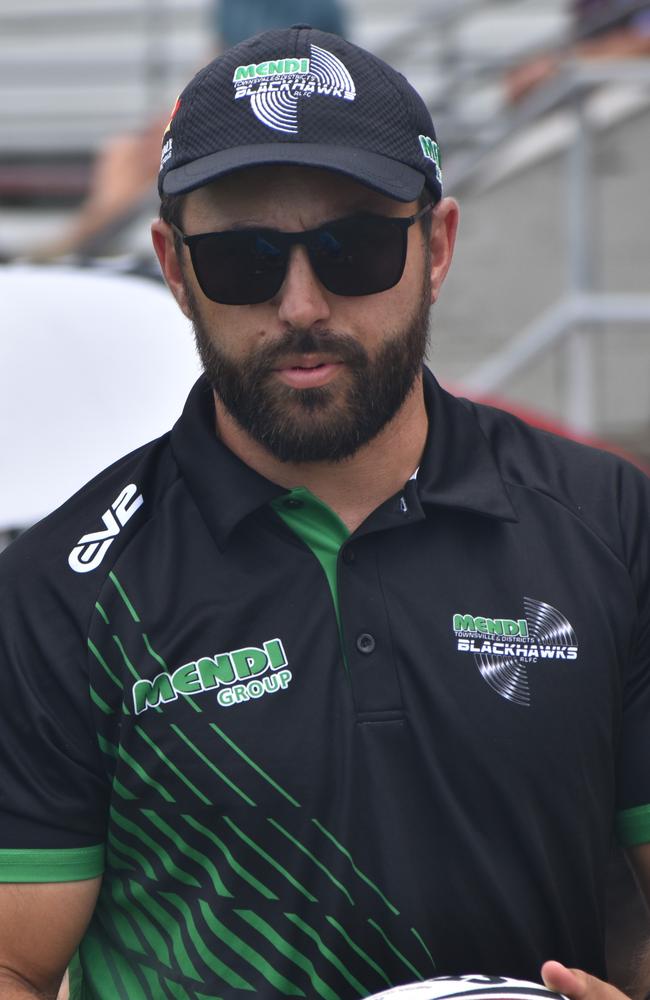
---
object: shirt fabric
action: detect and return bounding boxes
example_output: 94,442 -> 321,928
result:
0,368 -> 649,999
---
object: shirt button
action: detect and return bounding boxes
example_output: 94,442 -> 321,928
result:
283,497 -> 303,509
356,633 -> 376,654
342,546 -> 355,564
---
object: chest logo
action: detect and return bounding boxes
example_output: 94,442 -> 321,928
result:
132,638 -> 291,715
68,484 -> 143,574
452,598 -> 578,706
232,44 -> 356,135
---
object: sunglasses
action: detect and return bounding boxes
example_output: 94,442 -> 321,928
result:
171,202 -> 433,305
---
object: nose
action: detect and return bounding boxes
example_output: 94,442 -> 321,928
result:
275,245 -> 332,328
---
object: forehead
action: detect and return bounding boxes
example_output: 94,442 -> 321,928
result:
183,165 -> 417,229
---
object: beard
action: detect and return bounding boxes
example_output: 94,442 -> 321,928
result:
185,275 -> 431,464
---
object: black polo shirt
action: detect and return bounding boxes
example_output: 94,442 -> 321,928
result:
0,369 -> 648,999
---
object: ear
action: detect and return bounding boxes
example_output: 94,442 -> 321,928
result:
151,219 -> 193,319
427,197 -> 459,305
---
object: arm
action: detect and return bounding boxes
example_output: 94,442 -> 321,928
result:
0,879 -> 101,999
540,844 -> 650,1000
626,843 -> 650,996
505,27 -> 650,103
627,843 -> 650,910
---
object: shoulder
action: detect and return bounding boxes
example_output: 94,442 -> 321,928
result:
0,432 -> 180,622
460,396 -> 649,566
0,434 -> 183,766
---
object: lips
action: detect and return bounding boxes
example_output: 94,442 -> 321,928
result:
272,356 -> 344,389
272,351 -> 340,369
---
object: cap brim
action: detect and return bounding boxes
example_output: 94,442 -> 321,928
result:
161,143 -> 426,202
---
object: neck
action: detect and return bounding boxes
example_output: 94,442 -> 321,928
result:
213,374 -> 428,533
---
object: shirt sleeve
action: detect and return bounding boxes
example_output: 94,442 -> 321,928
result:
0,529 -> 108,882
613,461 -> 650,846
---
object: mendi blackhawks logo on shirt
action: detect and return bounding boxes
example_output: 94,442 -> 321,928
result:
452,598 -> 578,707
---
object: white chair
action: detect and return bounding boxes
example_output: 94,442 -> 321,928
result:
0,263 -> 200,534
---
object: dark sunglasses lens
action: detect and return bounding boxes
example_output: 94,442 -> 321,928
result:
310,216 -> 407,296
187,216 -> 410,304
190,231 -> 287,305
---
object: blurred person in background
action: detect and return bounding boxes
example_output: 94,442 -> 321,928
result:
29,0 -> 346,261
507,0 -> 650,102
216,0 -> 345,46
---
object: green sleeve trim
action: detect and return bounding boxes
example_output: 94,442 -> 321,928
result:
616,804 -> 650,846
0,844 -> 105,882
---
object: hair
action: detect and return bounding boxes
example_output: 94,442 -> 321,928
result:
418,188 -> 436,240
159,191 -> 185,227
159,191 -> 186,256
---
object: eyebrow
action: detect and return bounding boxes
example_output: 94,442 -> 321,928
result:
180,206 -> 415,236
197,195 -> 401,233
229,211 -> 381,231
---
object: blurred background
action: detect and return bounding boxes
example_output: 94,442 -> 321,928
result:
1,0 -> 649,538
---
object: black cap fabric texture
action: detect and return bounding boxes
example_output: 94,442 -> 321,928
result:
158,25 -> 443,203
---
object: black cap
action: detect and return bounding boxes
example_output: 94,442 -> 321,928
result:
158,25 -> 442,203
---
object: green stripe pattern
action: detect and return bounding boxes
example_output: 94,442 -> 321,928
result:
63,561 -> 437,997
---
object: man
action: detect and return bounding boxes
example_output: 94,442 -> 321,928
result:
1,25 -> 649,1000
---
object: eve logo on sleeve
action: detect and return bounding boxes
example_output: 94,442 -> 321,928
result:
68,484 -> 143,573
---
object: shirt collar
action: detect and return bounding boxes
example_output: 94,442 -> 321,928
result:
417,367 -> 518,522
171,377 -> 286,549
171,370 -> 517,550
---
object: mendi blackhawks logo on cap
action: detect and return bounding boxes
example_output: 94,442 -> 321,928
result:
232,44 -> 356,134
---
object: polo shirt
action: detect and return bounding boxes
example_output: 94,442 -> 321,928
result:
0,368 -> 648,1000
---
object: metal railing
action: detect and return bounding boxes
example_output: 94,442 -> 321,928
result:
382,1 -> 650,438
2,0 -> 648,439
455,58 -> 650,434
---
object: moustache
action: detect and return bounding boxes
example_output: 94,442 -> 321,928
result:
257,328 -> 368,368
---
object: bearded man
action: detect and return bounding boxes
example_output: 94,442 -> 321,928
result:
0,25 -> 649,1000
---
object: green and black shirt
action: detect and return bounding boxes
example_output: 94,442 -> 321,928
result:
1,370 -> 649,999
